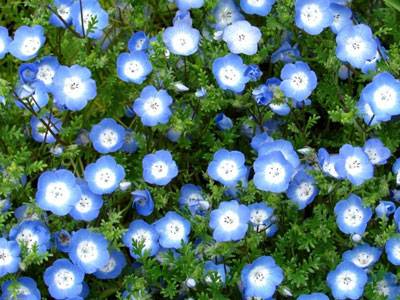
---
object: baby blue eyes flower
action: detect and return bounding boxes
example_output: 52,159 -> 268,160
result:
35,169 -> 81,216
297,293 -> 329,300
89,118 -> 126,154
94,249 -> 126,280
0,238 -> 20,277
336,144 -> 374,186
133,85 -> 173,126
1,277 -> 41,300
326,261 -> 368,300
245,64 -> 263,82
9,220 -> 51,254
154,211 -> 191,249
329,3 -> 353,34
215,113 -> 233,130
222,20 -> 261,55
362,138 -> 391,165
287,170 -> 318,210
250,132 -> 273,152
117,51 -> 152,84
142,150 -> 178,186
132,189 -> 154,216
30,114 -> 62,144
241,256 -> 284,299
51,64 -> 97,111
248,202 -> 274,231
271,40 -> 301,64
376,201 -> 396,218
49,0 -> 74,28
204,261 -> 228,284
35,55 -> 60,91
19,63 -> 38,84
212,53 -> 250,93
240,0 -> 276,16
207,149 -> 246,187
69,180 -> 104,221
179,184 -> 208,216
123,220 -> 160,258
54,229 -> 72,253
213,0 -> 244,31
128,31 -> 149,52
334,194 -> 372,235
0,26 -> 11,59
342,244 -> 382,269
280,61 -> 317,103
43,258 -> 85,299
84,155 -> 125,195
295,0 -> 333,35
209,200 -> 250,242
69,229 -> 110,274
71,0 -> 109,39
175,0 -> 204,10
336,24 -> 377,69
385,237 -> 400,266
375,273 -> 400,300
162,23 -> 200,56
9,25 -> 45,61
258,139 -> 300,169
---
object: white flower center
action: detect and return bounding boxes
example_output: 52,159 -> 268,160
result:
54,269 -> 75,290
94,168 -> 117,189
135,38 -> 145,51
249,266 -> 270,287
345,36 -> 366,57
165,220 -> 185,241
218,210 -> 240,231
63,76 -> 84,99
247,0 -> 265,7
21,37 -> 40,56
45,181 -> 70,205
0,38 -> 5,53
100,257 -> 116,273
343,205 -> 364,227
57,5 -> 71,20
352,252 -> 373,268
250,209 -> 268,226
16,229 -> 39,250
377,280 -> 390,296
216,159 -> 239,181
171,32 -> 195,52
123,60 -> 144,79
100,129 -> 119,148
264,162 -> 286,184
218,8 -> 234,27
143,97 -> 163,116
345,156 -> 363,175
75,194 -> 92,213
336,271 -> 357,291
150,161 -> 169,179
218,65 -> 241,86
373,85 -> 397,109
391,244 -> 400,260
290,72 -> 308,90
16,286 -> 30,296
131,229 -> 152,251
300,4 -> 323,27
295,182 -> 314,201
0,248 -> 12,266
364,148 -> 380,164
76,240 -> 98,262
37,65 -> 55,85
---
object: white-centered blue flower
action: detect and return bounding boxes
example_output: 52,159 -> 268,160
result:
248,202 -> 274,231
128,31 -> 149,52
295,0 -> 333,35
71,0 -> 109,39
9,25 -> 45,61
175,0 -> 204,10
329,3 -> 353,34
209,200 -> 250,242
287,170 -> 318,210
375,272 -> 400,300
0,26 -> 11,59
336,24 -> 377,69
385,237 -> 400,266
342,244 -> 382,270
34,56 -> 60,91
317,148 -> 346,179
0,238 -> 20,277
154,211 -> 191,249
142,150 -> 178,186
133,85 -> 173,126
393,158 -> 400,185
297,293 -> 329,300
117,51 -> 152,84
362,138 -> 391,165
241,256 -> 284,299
30,114 -> 62,144
123,220 -> 160,259
279,61 -> 317,103
132,190 -> 154,216
258,139 -> 300,169
250,132 -> 274,152
207,149 -> 246,187
69,180 -> 104,222
204,261 -> 228,284
89,118 -> 126,153
326,261 -> 368,300
9,220 -> 51,254
213,0 -> 244,31
94,249 -> 126,280
163,23 -> 200,56
35,169 -> 81,216
376,201 -> 396,218
1,277 -> 41,300
43,258 -> 85,299
178,184 -> 208,216
212,53 -> 249,93
222,20 -> 261,55
240,0 -> 276,16
49,0 -> 74,28
84,155 -> 125,195
54,229 -> 72,253
51,64 -> 97,111
334,194 -> 372,235
15,81 -> 49,112
69,229 -> 110,274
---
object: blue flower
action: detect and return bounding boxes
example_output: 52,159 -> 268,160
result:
14,81 -> 48,111
342,244 -> 382,269
94,249 -> 126,280
35,169 -> 81,216
166,128 -> 181,142
122,130 -> 138,153
297,293 -> 329,300
250,132 -> 273,152
51,64 -> 97,111
133,85 -> 173,126
178,184 -> 208,216
336,144 -> 374,186
142,150 -> 178,186
317,148 -> 345,179
30,114 -> 62,144
287,170 -> 318,209
207,149 -> 246,187
385,237 -> 400,266
54,229 -> 72,253
214,113 -> 233,130
18,63 -> 38,84
128,31 -> 149,52
271,41 -> 301,64
44,258 -> 84,299
330,3 -> 353,34
213,0 -> 244,31
84,155 -> 125,195
393,158 -> 400,185
280,61 -> 317,103
0,238 -> 20,277
132,190 -> 154,216
212,54 -> 249,93
163,23 -> 200,56
69,180 -> 104,221
0,26 -> 11,59
334,194 -> 372,235
9,220 -> 51,254
49,0 -> 74,28
69,229 -> 110,274
240,0 -> 276,16
258,139 -> 301,169
362,138 -> 391,165
326,261 -> 368,300
89,118 -> 126,153
123,220 -> 160,258
173,10 -> 193,27
376,201 -> 396,218
248,202 -> 274,231
1,277 -> 41,300
209,200 -> 250,242
222,20 -> 261,55
175,0 -> 204,10
117,51 -> 152,84
357,98 -> 386,125
245,64 -> 263,82
336,24 -> 377,69
295,0 -> 333,35
376,273 -> 400,300
154,211 -> 191,249
71,0 -> 109,39
204,261 -> 228,284
9,25 -> 45,61
35,55 -> 60,91
253,151 -> 294,193
241,256 -> 284,299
